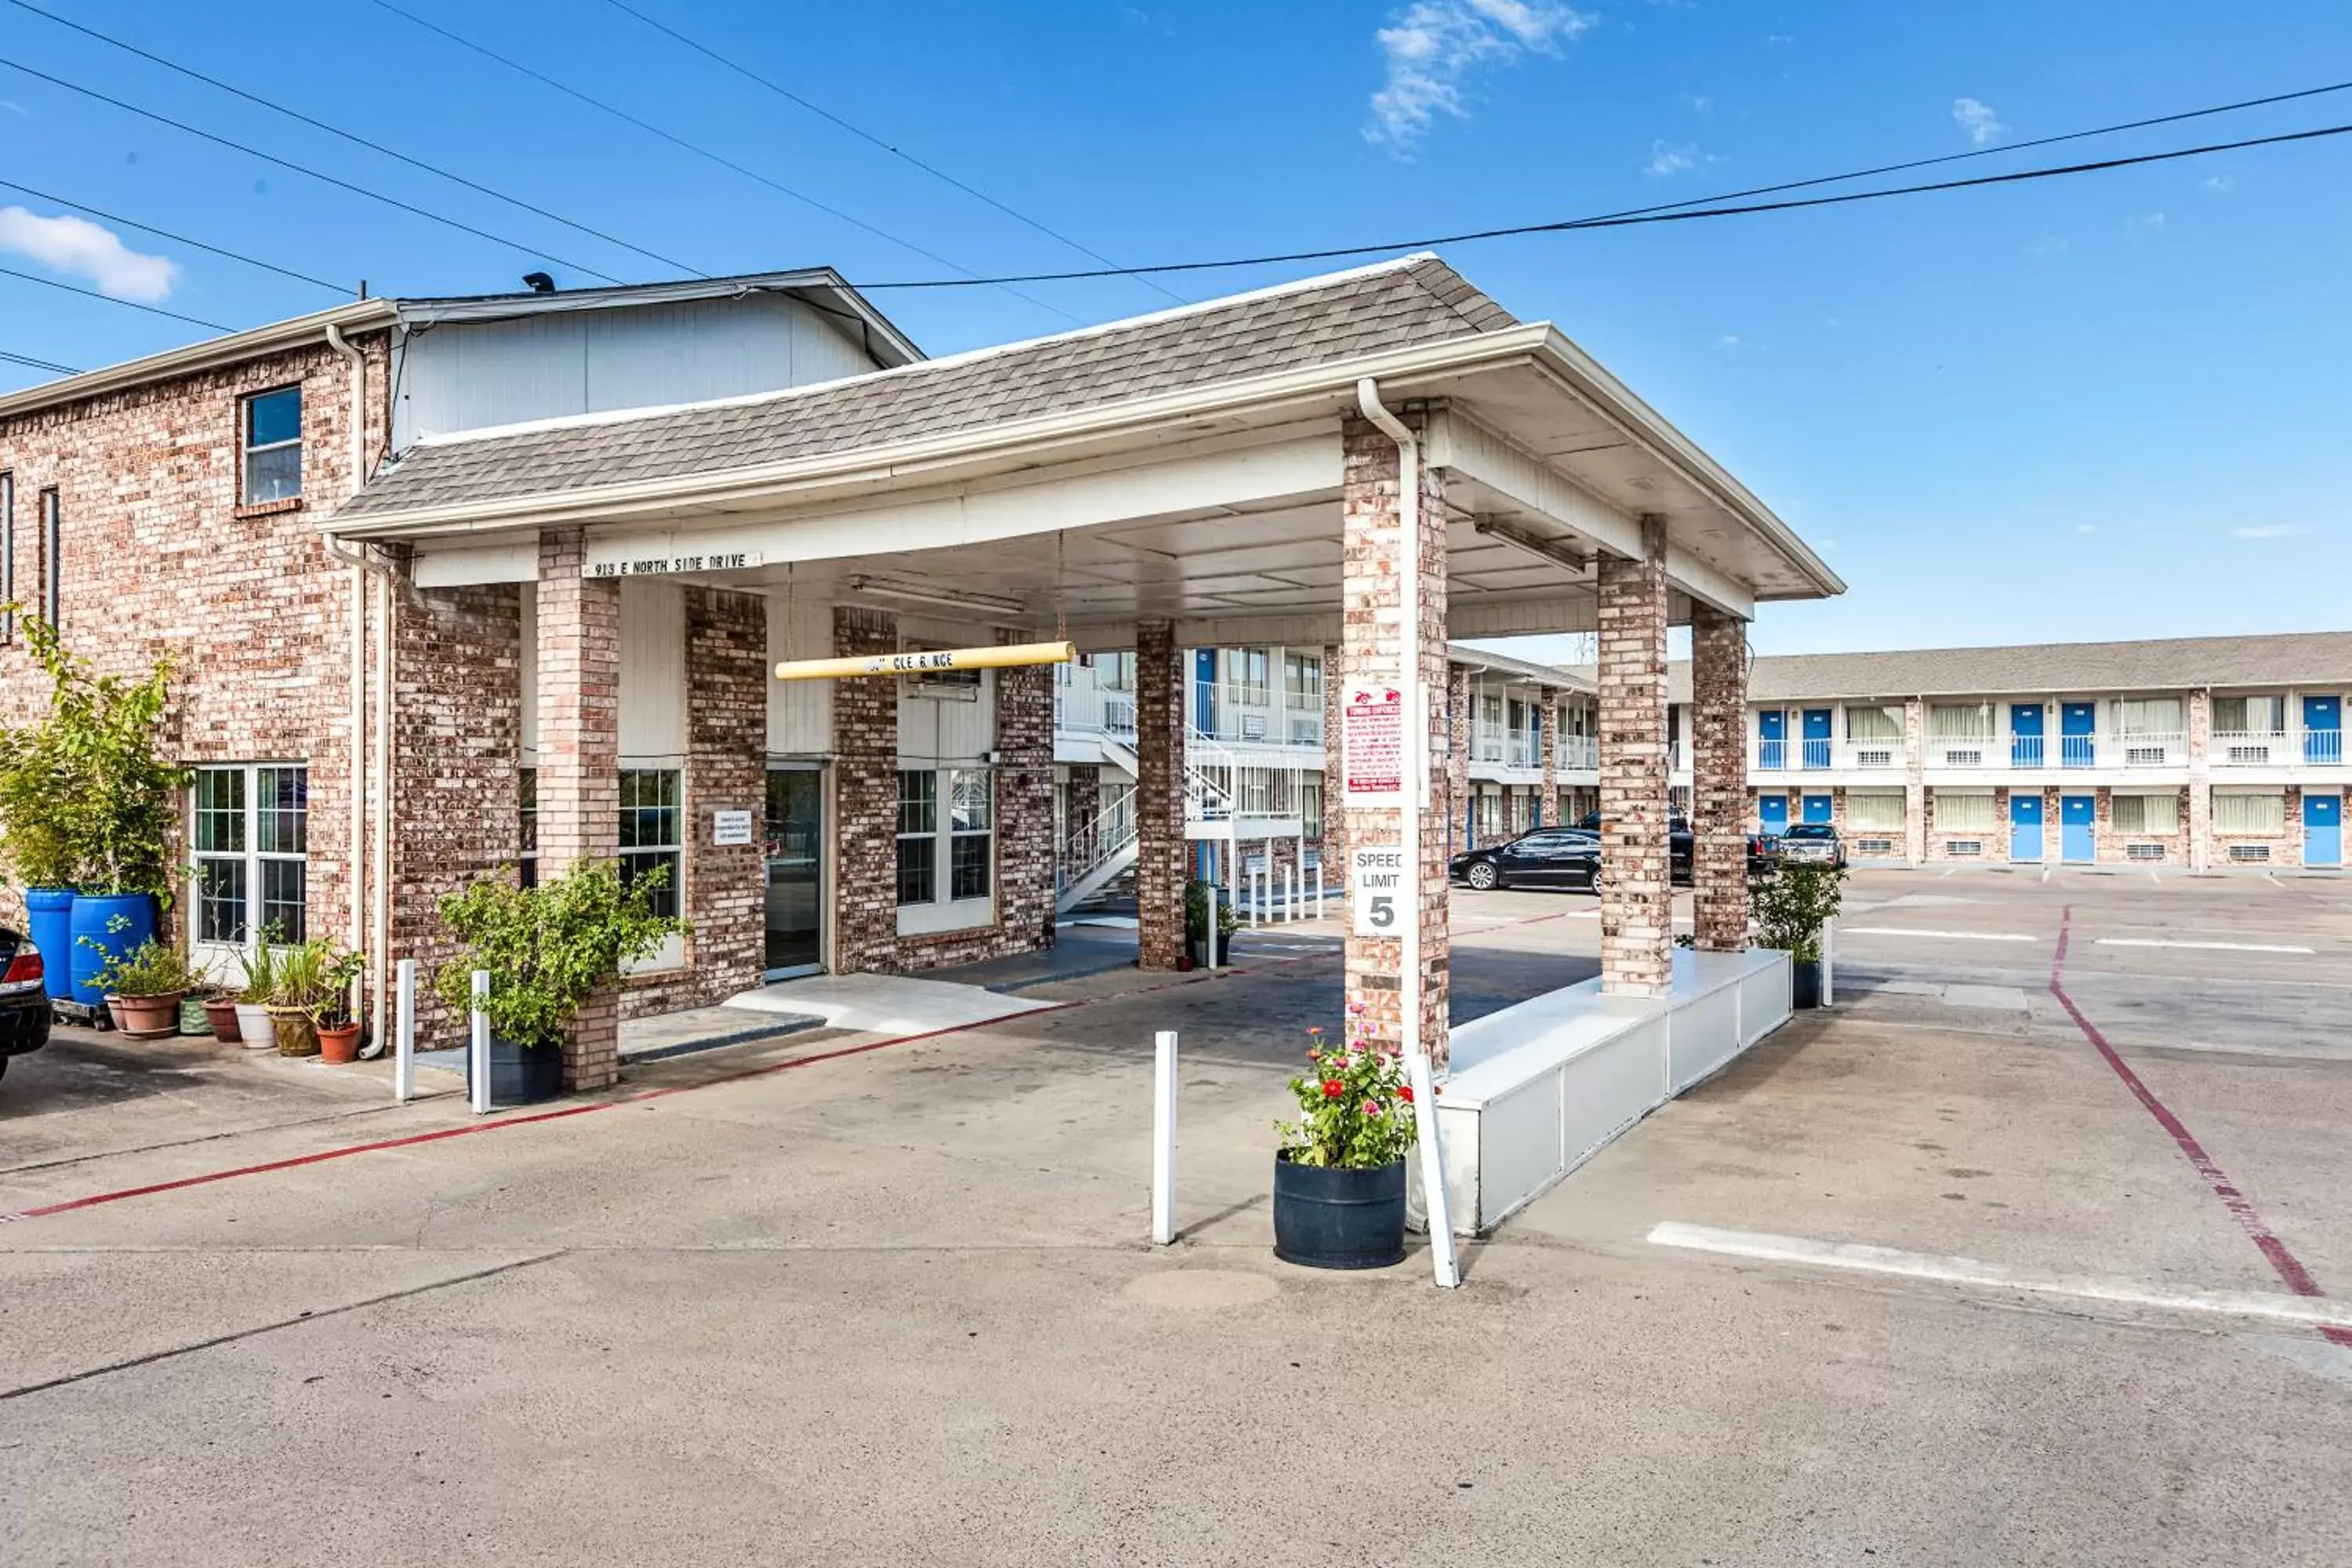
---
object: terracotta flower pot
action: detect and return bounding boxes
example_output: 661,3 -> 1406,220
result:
202,997 -> 243,1042
316,1022 -> 362,1064
114,990 -> 187,1040
267,1004 -> 320,1058
104,996 -> 126,1032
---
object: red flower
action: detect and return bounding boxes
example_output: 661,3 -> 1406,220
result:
1322,1079 -> 1345,1099
1363,1101 -> 1382,1118
1397,1084 -> 1414,1104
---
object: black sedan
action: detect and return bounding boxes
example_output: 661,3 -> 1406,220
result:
1451,823 -> 1774,891
0,928 -> 52,1083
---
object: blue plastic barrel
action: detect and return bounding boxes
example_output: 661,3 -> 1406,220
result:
69,892 -> 158,1006
24,887 -> 74,1001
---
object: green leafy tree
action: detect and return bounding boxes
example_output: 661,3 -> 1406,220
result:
1748,860 -> 1847,964
434,859 -> 681,1049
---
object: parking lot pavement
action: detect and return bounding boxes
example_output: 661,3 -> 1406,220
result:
2,871 -> 2348,1564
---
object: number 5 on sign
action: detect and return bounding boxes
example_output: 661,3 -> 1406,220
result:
1350,846 -> 1406,938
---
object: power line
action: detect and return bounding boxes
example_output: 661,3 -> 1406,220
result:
594,0 -> 1185,305
364,0 -> 1083,325
0,348 -> 82,376
854,119 -> 2352,289
3,0 -> 702,279
0,264 -> 231,330
0,177 -> 350,296
0,55 -> 626,285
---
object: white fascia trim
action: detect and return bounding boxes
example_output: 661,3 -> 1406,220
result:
0,299 -> 396,422
330,323 -> 1555,539
1527,328 -> 1844,599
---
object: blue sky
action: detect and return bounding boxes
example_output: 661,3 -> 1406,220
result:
2,0 -> 2347,655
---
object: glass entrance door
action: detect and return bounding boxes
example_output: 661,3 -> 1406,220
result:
764,766 -> 824,978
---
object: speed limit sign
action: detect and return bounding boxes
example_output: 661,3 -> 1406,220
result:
1349,846 -> 1406,938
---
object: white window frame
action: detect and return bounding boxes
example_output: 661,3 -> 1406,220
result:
1283,651 -> 1322,710
1226,648 -> 1272,710
2113,793 -> 2179,835
2213,792 -> 2285,835
189,762 -> 310,967
1846,790 -> 1905,832
240,385 -> 303,506
1931,789 -> 1996,833
897,766 -> 995,935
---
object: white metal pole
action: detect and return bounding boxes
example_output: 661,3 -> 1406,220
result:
1151,1029 -> 1178,1245
1357,378 -> 1459,1290
394,957 -> 416,1104
1283,862 -> 1294,924
1822,918 -> 1835,1007
1312,861 -> 1325,920
468,968 -> 491,1116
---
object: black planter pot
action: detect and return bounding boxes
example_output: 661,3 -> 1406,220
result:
1791,960 -> 1822,1010
1189,933 -> 1232,967
1272,1153 -> 1408,1269
466,1035 -> 565,1107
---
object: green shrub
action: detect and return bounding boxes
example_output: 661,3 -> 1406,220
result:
89,938 -> 202,998
1184,878 -> 1237,940
434,859 -> 681,1050
267,936 -> 365,1025
1276,1011 -> 1418,1169
1748,860 -> 1847,964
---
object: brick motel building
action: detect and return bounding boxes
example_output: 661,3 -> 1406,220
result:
0,256 -> 1840,1139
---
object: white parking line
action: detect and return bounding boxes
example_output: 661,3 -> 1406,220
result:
1839,927 -> 2041,942
1647,1221 -> 2351,1332
2095,938 -> 2315,955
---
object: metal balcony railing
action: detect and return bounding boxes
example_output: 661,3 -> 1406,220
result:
2009,735 -> 2045,768
1756,738 -> 1785,771
2113,731 -> 2187,768
2307,728 -> 2344,766
1560,735 -> 1598,770
1926,736 -> 1998,769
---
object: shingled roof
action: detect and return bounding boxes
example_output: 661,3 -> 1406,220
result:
1604,630 -> 2352,704
335,254 -> 1519,523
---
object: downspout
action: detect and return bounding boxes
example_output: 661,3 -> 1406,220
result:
321,323 -> 383,1044
1354,379 -> 1459,1288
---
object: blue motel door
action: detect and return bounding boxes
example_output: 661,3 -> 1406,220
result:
1758,710 -> 1785,771
2306,696 -> 2343,766
1193,649 -> 1218,735
2010,793 -> 2044,862
2010,704 -> 2045,768
1759,795 -> 1788,837
2061,703 -> 2097,768
1802,709 -> 1833,769
1802,794 -> 1834,825
2307,793 -> 2343,868
2061,794 -> 2096,863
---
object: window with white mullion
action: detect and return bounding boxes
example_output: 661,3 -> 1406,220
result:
193,763 -> 309,948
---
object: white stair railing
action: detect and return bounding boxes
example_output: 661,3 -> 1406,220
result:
1185,728 -> 1237,821
1060,794 -> 1139,887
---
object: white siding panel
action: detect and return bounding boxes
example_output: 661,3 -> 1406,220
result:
767,594 -> 832,755
898,673 -> 995,765
619,579 -> 686,763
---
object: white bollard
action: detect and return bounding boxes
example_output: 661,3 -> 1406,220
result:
1283,864 -> 1296,924
1821,920 -> 1835,1007
468,968 -> 491,1116
394,958 -> 416,1104
1151,1029 -> 1178,1245
1312,862 -> 1325,920
1406,1048 -> 1460,1290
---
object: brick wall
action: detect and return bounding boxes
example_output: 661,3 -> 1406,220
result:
2096,786 -> 2192,866
2212,786 -> 2304,867
0,332 -> 394,963
1319,641 -> 1348,877
1689,604 -> 1748,951
1920,786 -> 2003,863
1134,620 -> 1186,970
534,528 -> 622,1090
831,605 -> 900,975
1446,663 -> 1471,856
1595,518 -> 1671,996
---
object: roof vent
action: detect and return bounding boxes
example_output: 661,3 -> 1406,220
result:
521,271 -> 556,294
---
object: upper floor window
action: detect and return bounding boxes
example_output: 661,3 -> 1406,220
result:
2212,695 -> 2285,735
1226,648 -> 1272,708
2117,698 -> 2183,737
242,387 -> 303,505
1927,702 -> 1993,739
1283,652 -> 1322,708
1098,652 -> 1136,693
1846,705 -> 1902,742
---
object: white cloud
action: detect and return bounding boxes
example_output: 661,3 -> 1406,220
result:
2075,524 -> 2096,535
1951,96 -> 2005,145
2139,211 -> 2167,230
1682,92 -> 1712,114
0,206 -> 176,302
2201,174 -> 2234,192
2230,524 -> 2312,540
0,100 -> 27,118
1714,333 -> 1740,347
1646,139 -> 1700,176
1365,0 -> 1596,149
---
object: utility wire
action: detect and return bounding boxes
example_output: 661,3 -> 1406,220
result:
0,56 -> 625,284
365,0 -> 1083,325
594,0 -> 1185,304
0,348 -> 82,376
0,264 -> 231,330
855,120 -> 2352,289
0,177 -> 350,296
3,0 -> 701,278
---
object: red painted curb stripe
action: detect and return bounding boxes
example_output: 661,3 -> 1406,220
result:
2049,906 -> 2352,1348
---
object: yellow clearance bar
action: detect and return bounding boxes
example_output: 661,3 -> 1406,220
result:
772,640 -> 1076,683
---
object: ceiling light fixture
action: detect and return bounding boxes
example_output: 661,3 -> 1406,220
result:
1472,517 -> 1592,575
847,575 -> 1028,617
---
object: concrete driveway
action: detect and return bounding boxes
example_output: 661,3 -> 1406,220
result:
2,872 -> 2347,1565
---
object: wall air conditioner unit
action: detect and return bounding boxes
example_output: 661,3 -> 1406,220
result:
1855,748 -> 1896,769
2125,842 -> 2165,861
1240,713 -> 1267,741
2227,843 -> 2271,863
1944,748 -> 1983,768
1944,840 -> 1983,857
2125,745 -> 2168,767
1853,837 -> 1896,856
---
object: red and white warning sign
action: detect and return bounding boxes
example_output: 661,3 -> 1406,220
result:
1341,685 -> 1405,806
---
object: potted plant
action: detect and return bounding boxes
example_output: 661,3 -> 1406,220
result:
0,614 -> 185,1009
1271,1008 -> 1419,1269
308,948 -> 367,1064
201,989 -> 242,1043
85,936 -> 201,1040
1185,878 -> 1236,967
434,858 -> 679,1107
1750,859 -> 1847,1008
230,928 -> 282,1051
265,937 -> 355,1058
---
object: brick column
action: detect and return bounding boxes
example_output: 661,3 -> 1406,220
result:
665,586 -> 766,1009
535,528 -> 622,1089
1537,685 -> 1559,829
1690,605 -> 1749,952
2187,688 -> 2212,873
1319,643 -> 1348,874
1903,697 -> 1927,866
1595,517 -> 1671,996
1134,619 -> 1186,970
1340,415 -> 1450,1065
993,626 -> 1057,955
1446,662 -> 1471,855
831,605 -> 899,975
